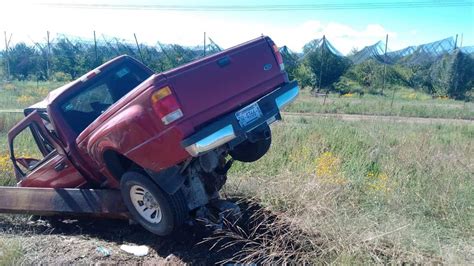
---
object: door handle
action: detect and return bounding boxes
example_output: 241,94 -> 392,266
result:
54,162 -> 67,172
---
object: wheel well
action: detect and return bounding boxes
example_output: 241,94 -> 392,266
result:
103,150 -> 140,180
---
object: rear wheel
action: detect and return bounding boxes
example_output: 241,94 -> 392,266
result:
120,171 -> 188,236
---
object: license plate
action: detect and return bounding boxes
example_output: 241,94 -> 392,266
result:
236,103 -> 263,127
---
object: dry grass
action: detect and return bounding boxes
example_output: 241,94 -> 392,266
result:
225,116 -> 473,264
0,238 -> 23,265
0,82 -> 472,263
201,199 -> 327,264
287,88 -> 474,120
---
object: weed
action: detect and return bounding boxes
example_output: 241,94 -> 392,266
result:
0,238 -> 23,265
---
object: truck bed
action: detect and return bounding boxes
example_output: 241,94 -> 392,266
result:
164,36 -> 287,129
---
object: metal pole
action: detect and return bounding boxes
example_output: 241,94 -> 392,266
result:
319,36 -> 328,104
133,33 -> 145,64
157,41 -> 175,66
208,37 -> 222,51
4,31 -> 11,79
382,34 -> 388,95
46,31 -> 51,79
318,36 -> 325,90
203,32 -> 206,57
93,30 -> 98,65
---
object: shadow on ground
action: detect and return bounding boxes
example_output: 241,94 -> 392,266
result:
0,197 -> 265,264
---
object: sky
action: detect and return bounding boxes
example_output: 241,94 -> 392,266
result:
1,0 -> 473,55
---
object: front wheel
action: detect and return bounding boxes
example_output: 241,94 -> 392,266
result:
120,171 -> 188,236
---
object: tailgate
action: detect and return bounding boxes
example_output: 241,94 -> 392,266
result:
165,37 -> 285,127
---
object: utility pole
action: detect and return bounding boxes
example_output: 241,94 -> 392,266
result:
454,34 -> 458,49
203,32 -> 206,57
382,34 -> 388,96
133,33 -> 145,64
460,33 -> 463,48
3,31 -> 11,79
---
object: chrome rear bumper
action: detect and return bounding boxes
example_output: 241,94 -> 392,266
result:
183,81 -> 299,157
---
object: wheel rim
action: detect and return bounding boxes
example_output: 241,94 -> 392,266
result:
130,185 -> 163,224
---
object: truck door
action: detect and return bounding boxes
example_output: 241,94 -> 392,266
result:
8,111 -> 87,188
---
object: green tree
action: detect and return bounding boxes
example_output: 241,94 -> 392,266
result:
293,62 -> 315,89
52,38 -> 87,79
9,43 -> 38,80
429,50 -> 474,99
306,47 -> 351,90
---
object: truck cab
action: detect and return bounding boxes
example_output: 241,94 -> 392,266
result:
9,56 -> 153,188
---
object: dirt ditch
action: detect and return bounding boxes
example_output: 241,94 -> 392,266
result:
0,198 -> 321,264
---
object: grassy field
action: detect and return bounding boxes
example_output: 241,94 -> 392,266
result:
1,81 -> 473,120
0,80 -> 64,110
0,81 -> 473,263
287,88 -> 474,120
226,116 -> 473,263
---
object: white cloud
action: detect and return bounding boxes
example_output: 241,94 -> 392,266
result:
0,4 -> 398,55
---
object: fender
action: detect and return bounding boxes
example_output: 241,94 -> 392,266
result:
82,102 -> 189,193
84,104 -> 155,169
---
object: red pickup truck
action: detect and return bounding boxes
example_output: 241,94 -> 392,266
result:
8,36 -> 299,235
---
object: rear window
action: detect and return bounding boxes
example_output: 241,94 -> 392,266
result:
60,61 -> 152,134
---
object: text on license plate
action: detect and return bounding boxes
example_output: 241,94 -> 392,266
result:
236,103 -> 263,127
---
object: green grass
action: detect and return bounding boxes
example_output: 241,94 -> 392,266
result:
0,80 -> 65,110
1,81 -> 473,120
286,88 -> 474,120
226,116 -> 474,263
0,113 -> 31,186
0,81 -> 472,263
0,238 -> 23,265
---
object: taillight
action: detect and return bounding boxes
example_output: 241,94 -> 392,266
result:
272,44 -> 285,71
151,86 -> 183,125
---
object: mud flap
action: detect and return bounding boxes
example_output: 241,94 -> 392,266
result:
145,166 -> 186,195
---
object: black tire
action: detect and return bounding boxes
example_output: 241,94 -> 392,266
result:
229,136 -> 272,163
120,171 -> 188,236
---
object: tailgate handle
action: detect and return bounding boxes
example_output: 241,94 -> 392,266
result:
217,56 -> 231,67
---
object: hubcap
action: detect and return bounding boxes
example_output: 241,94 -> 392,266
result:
130,185 -> 162,223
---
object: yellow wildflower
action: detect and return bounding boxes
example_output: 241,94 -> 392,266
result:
17,95 -> 34,105
315,151 -> 347,185
366,171 -> 390,193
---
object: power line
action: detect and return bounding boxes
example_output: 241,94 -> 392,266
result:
39,1 -> 474,11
